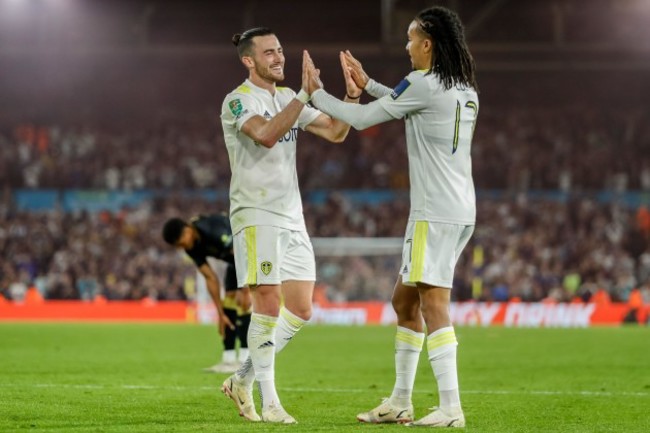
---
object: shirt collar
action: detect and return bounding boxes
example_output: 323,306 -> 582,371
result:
245,79 -> 277,97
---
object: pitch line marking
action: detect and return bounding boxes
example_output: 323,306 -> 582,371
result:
285,387 -> 650,398
0,383 -> 648,398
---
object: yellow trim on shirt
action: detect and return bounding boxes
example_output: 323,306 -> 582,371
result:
236,85 -> 251,94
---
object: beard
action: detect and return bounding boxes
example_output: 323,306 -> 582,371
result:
254,63 -> 284,83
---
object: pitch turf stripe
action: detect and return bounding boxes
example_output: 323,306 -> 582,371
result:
2,383 -> 649,398
284,387 -> 650,398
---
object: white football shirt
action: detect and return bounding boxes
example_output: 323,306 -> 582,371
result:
378,70 -> 478,225
221,79 -> 321,234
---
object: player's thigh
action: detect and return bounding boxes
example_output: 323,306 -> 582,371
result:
250,284 -> 282,316
280,230 -> 315,284
279,231 -> 315,320
233,225 -> 290,287
417,284 -> 452,331
281,280 -> 314,320
400,221 -> 474,289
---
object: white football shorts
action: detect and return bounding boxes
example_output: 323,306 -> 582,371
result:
233,225 -> 316,287
400,220 -> 474,289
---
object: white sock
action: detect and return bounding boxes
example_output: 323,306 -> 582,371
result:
238,347 -> 249,364
236,307 -> 306,387
247,313 -> 279,409
275,306 -> 307,346
427,326 -> 462,413
389,326 -> 424,408
222,349 -> 237,364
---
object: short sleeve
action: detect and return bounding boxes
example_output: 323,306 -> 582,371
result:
377,72 -> 432,120
186,249 -> 207,268
297,104 -> 322,130
278,88 -> 322,130
224,93 -> 262,131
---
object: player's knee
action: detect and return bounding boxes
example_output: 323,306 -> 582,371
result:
420,303 -> 450,328
392,295 -> 419,321
289,305 -> 312,321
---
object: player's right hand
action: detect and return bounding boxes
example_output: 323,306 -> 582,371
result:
218,313 -> 235,338
342,50 -> 369,90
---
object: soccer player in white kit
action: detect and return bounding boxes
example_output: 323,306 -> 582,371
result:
219,27 -> 360,424
304,6 -> 478,428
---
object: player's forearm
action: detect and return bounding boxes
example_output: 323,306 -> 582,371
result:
205,278 -> 222,309
255,99 -> 306,148
326,94 -> 360,142
365,78 -> 393,99
311,89 -> 394,131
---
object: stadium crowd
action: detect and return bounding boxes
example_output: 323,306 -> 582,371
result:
1,105 -> 649,191
1,97 -> 649,305
1,191 -> 649,305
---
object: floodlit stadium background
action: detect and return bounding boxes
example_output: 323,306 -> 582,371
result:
1,0 -> 649,326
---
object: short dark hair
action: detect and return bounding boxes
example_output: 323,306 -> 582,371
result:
416,6 -> 478,91
162,218 -> 187,245
231,27 -> 274,58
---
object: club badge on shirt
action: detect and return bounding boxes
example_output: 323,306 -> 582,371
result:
261,261 -> 273,276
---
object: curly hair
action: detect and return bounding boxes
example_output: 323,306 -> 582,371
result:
416,6 -> 478,92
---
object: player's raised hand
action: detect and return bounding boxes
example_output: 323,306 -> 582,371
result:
343,50 -> 369,90
302,50 -> 323,95
301,49 -> 310,93
340,51 -> 362,98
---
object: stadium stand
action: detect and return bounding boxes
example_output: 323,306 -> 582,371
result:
1,0 -> 649,309
1,192 -> 649,304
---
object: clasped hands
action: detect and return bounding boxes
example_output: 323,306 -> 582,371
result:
301,50 -> 370,99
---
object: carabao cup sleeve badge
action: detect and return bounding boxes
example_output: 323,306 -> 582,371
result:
229,99 -> 243,116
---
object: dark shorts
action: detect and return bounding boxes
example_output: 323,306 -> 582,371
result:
225,263 -> 238,293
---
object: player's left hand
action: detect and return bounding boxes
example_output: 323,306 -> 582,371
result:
340,51 -> 362,98
342,50 -> 369,90
302,50 -> 324,95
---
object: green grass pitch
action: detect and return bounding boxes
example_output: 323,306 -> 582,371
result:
1,323 -> 649,432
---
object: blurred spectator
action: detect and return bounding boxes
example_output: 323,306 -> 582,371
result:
1,100 -> 649,302
0,193 -> 648,303
1,104 -> 648,191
